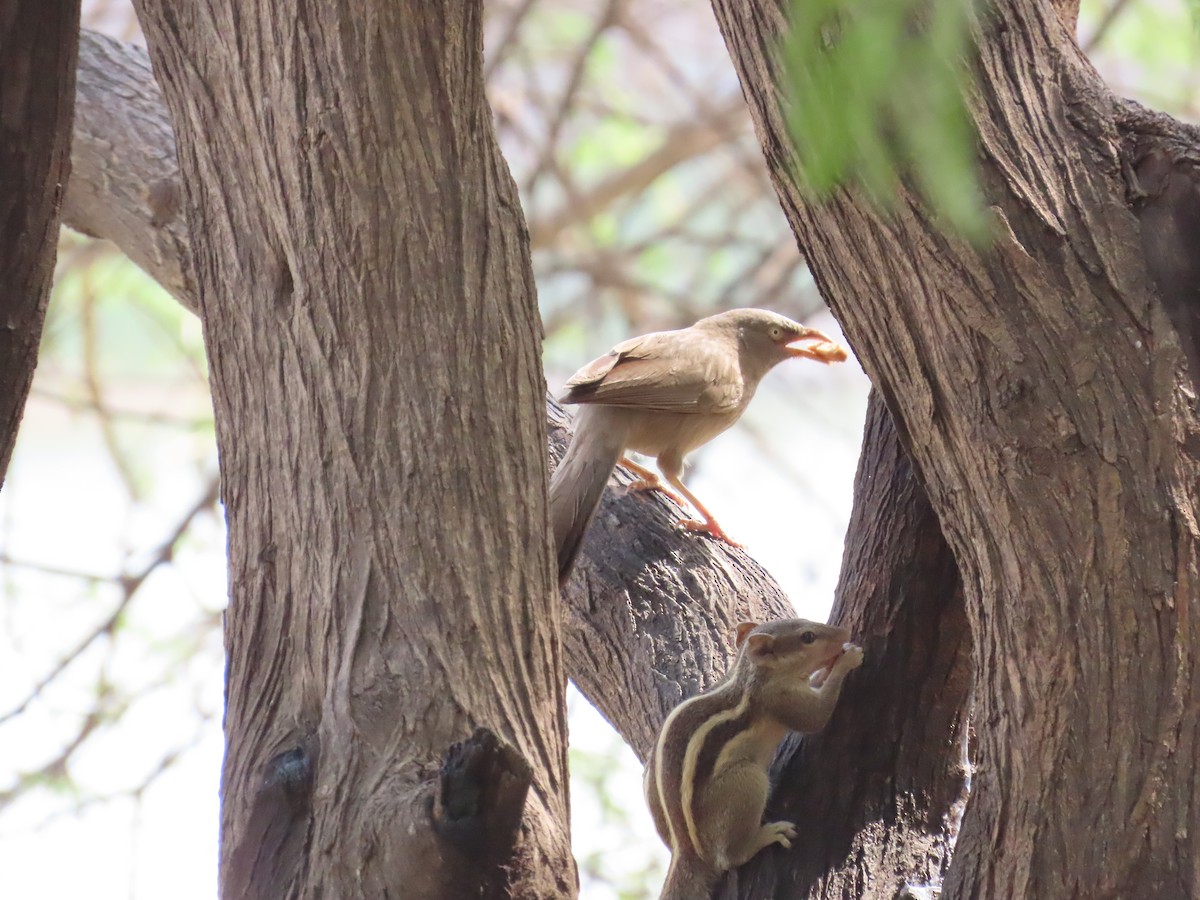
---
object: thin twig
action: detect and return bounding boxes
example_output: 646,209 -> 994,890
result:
80,287 -> 142,501
484,0 -> 541,83
523,0 -> 624,197
0,477 -> 220,726
1083,0 -> 1134,53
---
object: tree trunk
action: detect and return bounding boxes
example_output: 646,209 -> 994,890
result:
130,2 -> 572,897
712,1 -> 1200,897
0,0 -> 81,487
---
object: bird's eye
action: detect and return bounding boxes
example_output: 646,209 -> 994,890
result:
801,631 -> 816,644
769,326 -> 783,340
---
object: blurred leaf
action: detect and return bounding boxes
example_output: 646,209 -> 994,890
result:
569,116 -> 660,177
525,7 -> 592,52
781,0 -> 989,243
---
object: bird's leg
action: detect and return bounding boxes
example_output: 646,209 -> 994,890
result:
663,472 -> 743,548
619,456 -> 684,504
619,455 -> 661,486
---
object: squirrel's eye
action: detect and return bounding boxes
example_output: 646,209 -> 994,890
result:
801,631 -> 816,644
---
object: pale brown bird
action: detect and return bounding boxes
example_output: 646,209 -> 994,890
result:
551,308 -> 847,584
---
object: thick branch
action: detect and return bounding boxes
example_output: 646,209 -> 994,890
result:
65,30 -> 194,311
550,400 -> 795,757
0,0 -> 81,486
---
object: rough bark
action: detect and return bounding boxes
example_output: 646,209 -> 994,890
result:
65,30 -> 194,311
712,1 -> 1200,897
727,391 -> 971,899
131,2 -> 572,897
1120,105 -> 1200,396
63,28 -> 798,758
0,0 -> 81,487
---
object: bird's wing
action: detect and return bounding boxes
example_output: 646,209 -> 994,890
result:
560,332 -> 743,414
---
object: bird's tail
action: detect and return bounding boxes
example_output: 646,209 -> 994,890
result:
550,406 -> 626,586
658,855 -> 720,900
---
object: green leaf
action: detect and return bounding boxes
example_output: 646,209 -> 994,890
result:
780,0 -> 990,243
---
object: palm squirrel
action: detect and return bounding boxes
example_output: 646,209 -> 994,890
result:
644,618 -> 864,899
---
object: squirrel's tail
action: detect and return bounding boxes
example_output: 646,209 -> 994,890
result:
657,855 -> 720,900
549,405 -> 627,586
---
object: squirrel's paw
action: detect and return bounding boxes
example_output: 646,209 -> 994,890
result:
837,643 -> 865,671
764,820 -> 798,850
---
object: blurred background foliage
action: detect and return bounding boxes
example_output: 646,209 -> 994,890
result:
1,1 -> 1197,897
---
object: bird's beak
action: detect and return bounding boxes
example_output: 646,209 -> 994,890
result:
785,328 -> 849,364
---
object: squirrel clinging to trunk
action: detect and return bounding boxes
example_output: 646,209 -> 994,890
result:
644,617 -> 864,899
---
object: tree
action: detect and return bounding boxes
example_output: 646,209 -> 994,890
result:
15,0 -> 1198,898
0,0 -> 81,485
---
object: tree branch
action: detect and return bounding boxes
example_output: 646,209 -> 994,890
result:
65,29 -> 194,311
550,400 -> 796,756
527,100 -> 747,250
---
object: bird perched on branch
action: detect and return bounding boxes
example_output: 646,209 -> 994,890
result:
550,308 -> 847,585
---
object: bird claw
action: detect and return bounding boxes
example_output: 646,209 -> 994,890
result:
624,478 -> 685,506
680,518 -> 744,548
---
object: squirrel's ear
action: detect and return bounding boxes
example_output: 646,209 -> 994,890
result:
735,621 -> 759,647
746,632 -> 776,660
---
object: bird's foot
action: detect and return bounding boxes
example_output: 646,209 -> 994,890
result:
624,475 -> 685,506
680,517 -> 744,548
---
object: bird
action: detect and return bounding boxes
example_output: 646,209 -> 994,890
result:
550,308 -> 847,585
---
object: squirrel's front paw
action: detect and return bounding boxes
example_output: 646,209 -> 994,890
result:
837,643 -> 864,671
764,820 -> 798,850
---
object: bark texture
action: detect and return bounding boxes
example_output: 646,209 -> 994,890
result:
131,2 -> 572,897
66,30 -> 193,310
712,1 -> 1200,897
0,0 -> 81,486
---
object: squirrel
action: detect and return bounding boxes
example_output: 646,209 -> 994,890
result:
644,618 -> 864,899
